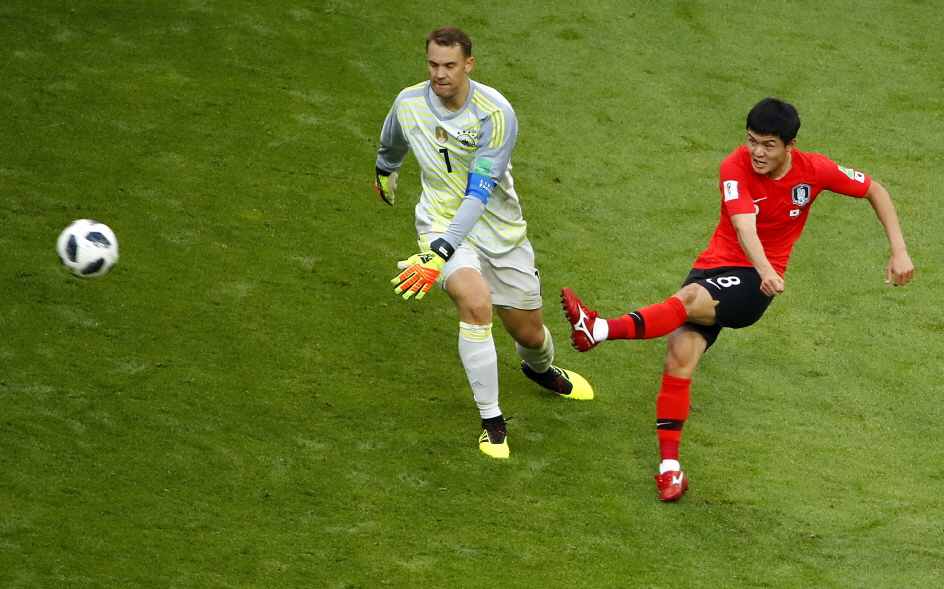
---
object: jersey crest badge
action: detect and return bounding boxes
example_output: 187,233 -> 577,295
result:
457,131 -> 477,148
792,184 -> 811,206
435,126 -> 449,144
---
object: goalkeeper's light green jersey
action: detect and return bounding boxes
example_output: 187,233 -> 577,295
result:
377,80 -> 527,255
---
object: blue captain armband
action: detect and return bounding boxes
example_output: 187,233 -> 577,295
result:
465,173 -> 496,204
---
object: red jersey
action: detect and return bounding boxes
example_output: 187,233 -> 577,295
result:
693,146 -> 872,275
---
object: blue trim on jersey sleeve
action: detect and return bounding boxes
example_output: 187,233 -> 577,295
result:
465,172 -> 495,204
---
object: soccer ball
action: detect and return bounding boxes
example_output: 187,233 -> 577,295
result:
56,219 -> 120,278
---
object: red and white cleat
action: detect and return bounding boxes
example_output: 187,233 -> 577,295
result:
561,287 -> 600,352
654,470 -> 689,502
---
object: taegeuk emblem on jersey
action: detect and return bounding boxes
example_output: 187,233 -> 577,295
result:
792,184 -> 811,206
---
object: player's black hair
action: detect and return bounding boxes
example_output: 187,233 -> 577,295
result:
746,98 -> 801,145
425,27 -> 472,59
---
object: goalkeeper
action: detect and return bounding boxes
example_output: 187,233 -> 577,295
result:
375,27 -> 593,459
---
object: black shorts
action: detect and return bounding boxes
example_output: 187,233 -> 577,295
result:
681,266 -> 774,348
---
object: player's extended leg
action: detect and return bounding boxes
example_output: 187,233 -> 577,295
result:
498,306 -> 594,400
445,268 -> 508,459
561,283 -> 718,351
654,324 -> 709,502
561,283 -> 716,500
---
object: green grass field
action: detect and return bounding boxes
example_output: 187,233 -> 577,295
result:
2,1 -> 943,587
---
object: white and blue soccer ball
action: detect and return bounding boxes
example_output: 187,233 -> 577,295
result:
57,219 -> 119,278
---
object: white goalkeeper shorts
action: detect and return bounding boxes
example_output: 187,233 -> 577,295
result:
419,234 -> 543,311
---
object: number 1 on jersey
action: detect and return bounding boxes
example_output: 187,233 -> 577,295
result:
439,148 -> 453,173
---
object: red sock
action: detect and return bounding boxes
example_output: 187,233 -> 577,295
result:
656,373 -> 691,461
606,296 -> 687,340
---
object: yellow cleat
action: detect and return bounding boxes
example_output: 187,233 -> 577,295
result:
521,362 -> 594,400
479,421 -> 510,459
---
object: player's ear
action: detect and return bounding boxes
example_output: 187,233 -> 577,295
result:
465,56 -> 474,74
785,138 -> 797,151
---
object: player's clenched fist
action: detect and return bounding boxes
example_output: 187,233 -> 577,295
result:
759,271 -> 785,297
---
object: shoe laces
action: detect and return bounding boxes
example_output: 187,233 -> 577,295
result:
482,414 -> 514,434
573,296 -> 598,321
656,471 -> 684,485
550,366 -> 572,386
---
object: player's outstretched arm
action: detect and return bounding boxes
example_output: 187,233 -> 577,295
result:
864,181 -> 914,286
731,213 -> 784,296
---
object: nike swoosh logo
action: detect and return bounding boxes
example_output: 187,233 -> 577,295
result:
672,474 -> 684,486
753,197 -> 767,203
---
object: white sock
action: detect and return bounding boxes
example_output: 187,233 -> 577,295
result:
592,318 -> 609,341
659,459 -> 681,474
516,325 -> 554,374
459,322 -> 502,419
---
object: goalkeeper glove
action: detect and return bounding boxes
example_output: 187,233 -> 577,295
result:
375,167 -> 398,206
391,239 -> 455,300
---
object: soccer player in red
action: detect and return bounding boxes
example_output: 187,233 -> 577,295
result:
562,98 -> 914,502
